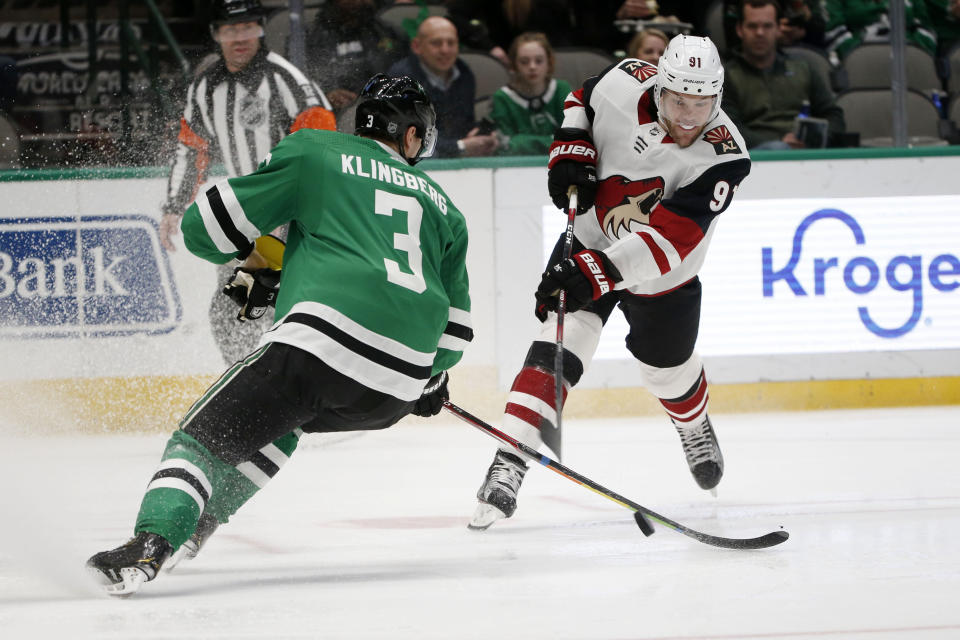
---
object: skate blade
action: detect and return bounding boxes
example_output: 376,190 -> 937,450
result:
87,566 -> 149,597
468,502 -> 506,531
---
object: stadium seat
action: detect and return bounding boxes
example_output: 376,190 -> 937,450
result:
263,6 -> 322,58
836,88 -> 944,146
459,52 -> 510,100
375,3 -> 449,41
842,44 -> 942,94
553,48 -> 616,90
783,44 -> 846,93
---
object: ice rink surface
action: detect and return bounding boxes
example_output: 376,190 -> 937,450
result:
1,405 -> 958,639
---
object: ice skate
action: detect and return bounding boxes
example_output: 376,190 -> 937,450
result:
468,450 -> 528,530
86,531 -> 174,597
165,512 -> 220,572
674,414 -> 724,491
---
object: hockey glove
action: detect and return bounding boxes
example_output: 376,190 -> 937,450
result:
411,371 -> 449,417
547,127 -> 598,215
535,250 -> 621,320
222,267 -> 281,321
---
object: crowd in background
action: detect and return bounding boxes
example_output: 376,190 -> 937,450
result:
3,0 -> 960,167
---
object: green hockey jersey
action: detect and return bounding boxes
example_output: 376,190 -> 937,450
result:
181,129 -> 473,401
490,78 -> 571,155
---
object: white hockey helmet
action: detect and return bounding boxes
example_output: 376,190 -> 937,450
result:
654,35 -> 724,126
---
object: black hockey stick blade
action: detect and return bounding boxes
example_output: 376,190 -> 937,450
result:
444,401 -> 789,550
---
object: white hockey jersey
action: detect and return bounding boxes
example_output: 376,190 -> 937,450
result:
561,59 -> 751,296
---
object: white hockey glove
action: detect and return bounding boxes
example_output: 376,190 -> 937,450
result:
222,267 -> 281,321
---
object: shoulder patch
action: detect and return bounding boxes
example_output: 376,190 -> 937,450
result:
703,125 -> 742,156
618,59 -> 658,83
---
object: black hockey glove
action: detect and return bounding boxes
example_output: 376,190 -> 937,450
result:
534,250 -> 622,320
411,371 -> 449,417
547,127 -> 598,215
222,267 -> 281,321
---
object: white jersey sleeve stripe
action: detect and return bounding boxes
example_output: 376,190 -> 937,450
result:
197,187 -> 239,254
447,306 -> 472,327
217,181 -> 262,244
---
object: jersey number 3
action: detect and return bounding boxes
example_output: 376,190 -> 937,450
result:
375,189 -> 426,293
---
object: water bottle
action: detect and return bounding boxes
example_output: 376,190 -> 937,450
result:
798,100 -> 811,119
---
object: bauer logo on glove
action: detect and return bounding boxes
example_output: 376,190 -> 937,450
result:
222,267 -> 281,321
534,249 -> 622,320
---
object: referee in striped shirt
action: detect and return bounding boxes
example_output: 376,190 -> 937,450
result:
159,0 -> 335,365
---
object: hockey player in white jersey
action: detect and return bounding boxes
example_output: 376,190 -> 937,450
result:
471,35 -> 751,530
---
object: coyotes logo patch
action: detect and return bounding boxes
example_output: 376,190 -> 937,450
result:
618,59 -> 658,83
703,125 -> 742,155
595,175 -> 665,239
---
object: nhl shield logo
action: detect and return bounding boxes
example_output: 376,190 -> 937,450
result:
618,59 -> 658,83
703,125 -> 741,155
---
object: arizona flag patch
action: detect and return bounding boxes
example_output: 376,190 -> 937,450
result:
618,59 -> 658,83
703,125 -> 742,155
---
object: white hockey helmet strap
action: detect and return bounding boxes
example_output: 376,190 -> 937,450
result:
654,35 -> 724,125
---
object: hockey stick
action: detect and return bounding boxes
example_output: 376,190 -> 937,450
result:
547,186 -> 578,460
445,401 -> 789,550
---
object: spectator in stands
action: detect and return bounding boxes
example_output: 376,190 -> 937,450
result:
488,32 -> 570,155
723,1 -> 826,52
777,0 -> 826,47
388,16 -> 499,157
305,0 -> 407,111
723,0 -> 845,149
626,27 -> 669,64
926,0 -> 960,55
824,0 -> 937,59
446,0 -> 578,65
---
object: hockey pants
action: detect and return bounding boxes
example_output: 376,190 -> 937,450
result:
134,343 -> 414,548
503,270 -> 711,451
186,264 -> 292,530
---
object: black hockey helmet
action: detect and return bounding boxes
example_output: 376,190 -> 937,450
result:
355,74 -> 438,164
211,0 -> 267,26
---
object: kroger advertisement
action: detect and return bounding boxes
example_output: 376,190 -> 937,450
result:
543,195 -> 960,361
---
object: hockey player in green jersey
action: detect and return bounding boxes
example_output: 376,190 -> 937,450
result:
86,74 -> 473,596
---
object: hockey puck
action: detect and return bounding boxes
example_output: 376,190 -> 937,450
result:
633,510 -> 655,536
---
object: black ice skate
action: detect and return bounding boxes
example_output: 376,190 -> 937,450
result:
674,414 -> 724,492
165,512 -> 220,572
86,531 -> 173,596
469,450 -> 528,530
